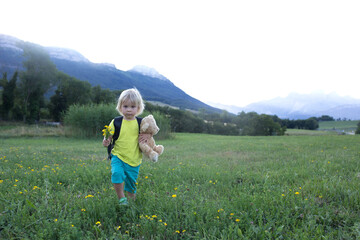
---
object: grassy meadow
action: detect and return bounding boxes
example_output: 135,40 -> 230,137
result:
0,127 -> 360,239
318,120 -> 358,134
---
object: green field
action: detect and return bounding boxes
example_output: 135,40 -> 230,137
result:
1,132 -> 360,239
318,120 -> 359,133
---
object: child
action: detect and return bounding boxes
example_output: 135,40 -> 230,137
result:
103,88 -> 149,206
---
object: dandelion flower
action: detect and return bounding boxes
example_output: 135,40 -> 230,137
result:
95,221 -> 101,226
54,219 -> 58,222
235,219 -> 240,222
102,125 -> 113,138
172,194 -> 177,198
295,192 -> 300,195
81,208 -> 86,212
116,226 -> 121,230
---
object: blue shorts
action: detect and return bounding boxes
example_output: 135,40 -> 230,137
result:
110,155 -> 140,193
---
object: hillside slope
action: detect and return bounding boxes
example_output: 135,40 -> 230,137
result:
0,34 -> 220,113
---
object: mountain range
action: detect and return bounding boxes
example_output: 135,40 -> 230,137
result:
0,34 -> 221,114
209,92 -> 360,120
1,34 -> 359,120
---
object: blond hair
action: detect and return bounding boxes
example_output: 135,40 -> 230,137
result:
116,88 -> 145,116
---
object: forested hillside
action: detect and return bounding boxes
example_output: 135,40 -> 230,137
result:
0,34 -> 220,113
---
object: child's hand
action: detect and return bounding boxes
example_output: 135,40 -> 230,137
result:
139,133 -> 151,144
103,137 -> 111,147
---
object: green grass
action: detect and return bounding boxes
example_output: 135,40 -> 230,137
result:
285,129 -> 337,136
319,120 -> 359,133
0,121 -> 65,138
1,133 -> 360,239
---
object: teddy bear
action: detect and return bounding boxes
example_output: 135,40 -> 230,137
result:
139,115 -> 164,162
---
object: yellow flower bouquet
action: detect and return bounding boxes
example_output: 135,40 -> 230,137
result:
102,125 -> 114,139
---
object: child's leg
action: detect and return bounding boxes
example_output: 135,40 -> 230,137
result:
124,164 -> 140,200
127,192 -> 136,200
111,156 -> 126,200
113,183 -> 125,200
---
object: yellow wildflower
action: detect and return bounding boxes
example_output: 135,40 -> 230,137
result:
102,125 -> 114,138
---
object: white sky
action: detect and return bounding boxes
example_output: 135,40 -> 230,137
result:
1,0 -> 359,107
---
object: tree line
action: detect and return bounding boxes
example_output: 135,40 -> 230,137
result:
0,42 -> 120,122
0,42 -> 339,136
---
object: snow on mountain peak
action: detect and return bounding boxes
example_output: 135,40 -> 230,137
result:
46,47 -> 89,63
129,65 -> 169,81
0,34 -> 23,52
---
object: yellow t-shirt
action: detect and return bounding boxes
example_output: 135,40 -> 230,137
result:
109,118 -> 142,167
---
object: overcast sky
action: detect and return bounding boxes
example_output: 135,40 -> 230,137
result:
1,0 -> 359,107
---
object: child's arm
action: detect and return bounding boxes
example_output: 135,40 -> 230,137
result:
103,135 -> 113,147
139,133 -> 151,144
